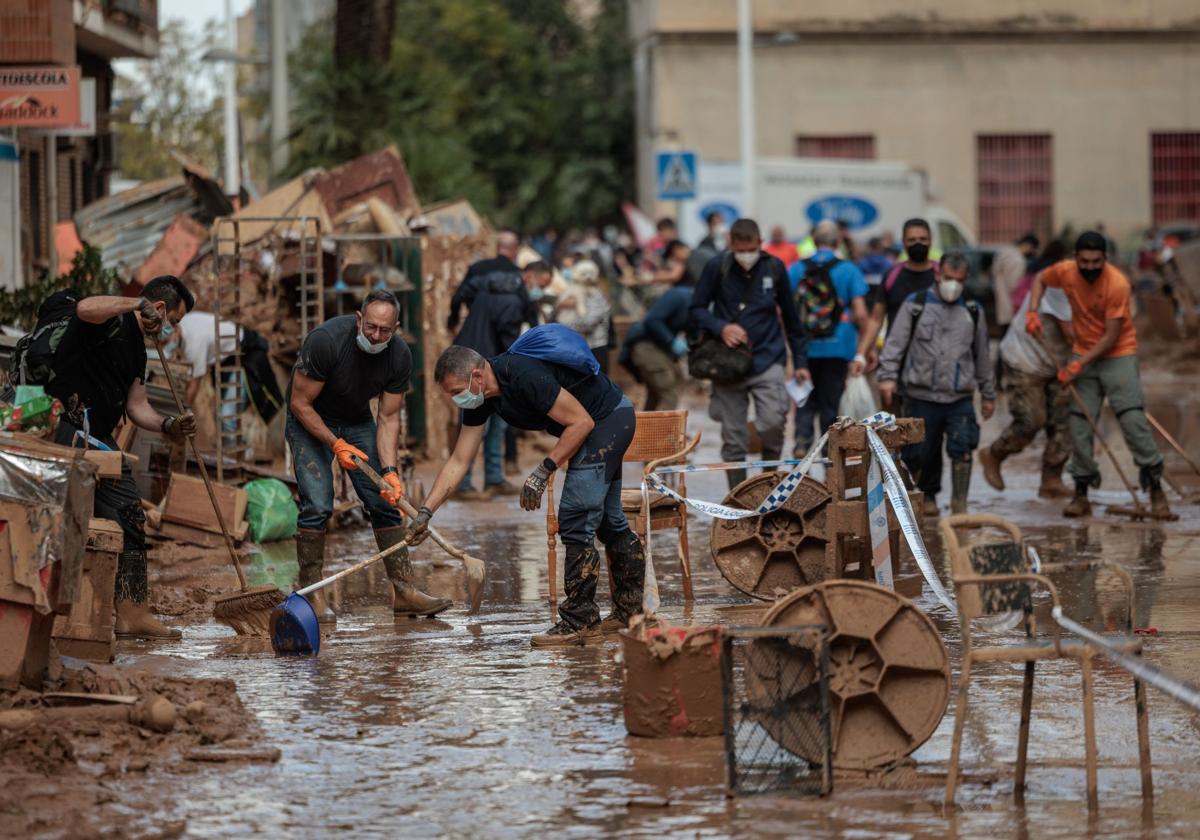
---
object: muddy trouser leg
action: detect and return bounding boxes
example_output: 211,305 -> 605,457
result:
1095,355 -> 1164,489
632,340 -> 681,412
597,478 -> 644,622
902,397 -> 949,497
1067,359 -> 1103,487
795,357 -> 849,455
944,397 -> 981,465
710,376 -> 751,488
748,364 -> 787,462
286,411 -> 336,532
335,418 -> 410,580
990,366 -> 1048,460
1041,377 -> 1072,471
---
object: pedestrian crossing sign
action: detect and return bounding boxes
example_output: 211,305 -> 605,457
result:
656,150 -> 697,200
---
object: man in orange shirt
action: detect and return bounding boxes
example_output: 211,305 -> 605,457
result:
764,225 -> 800,268
1026,231 -> 1169,517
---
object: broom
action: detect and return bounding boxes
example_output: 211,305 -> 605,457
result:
352,456 -> 487,613
152,339 -> 283,634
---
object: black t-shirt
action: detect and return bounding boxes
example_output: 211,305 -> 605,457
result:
463,353 -> 622,437
289,315 -> 412,425
49,305 -> 147,438
881,266 -> 937,327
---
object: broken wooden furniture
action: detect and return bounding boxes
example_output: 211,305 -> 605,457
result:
148,471 -> 249,549
710,417 -> 924,600
939,513 -> 1152,808
51,518 -> 123,662
545,410 -> 700,608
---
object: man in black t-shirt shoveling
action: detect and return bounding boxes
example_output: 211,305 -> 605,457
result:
287,290 -> 451,622
408,342 -> 644,647
47,275 -> 198,640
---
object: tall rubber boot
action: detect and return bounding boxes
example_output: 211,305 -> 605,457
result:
1141,465 -> 1173,519
1063,481 -> 1092,518
374,526 -> 452,617
296,529 -> 335,624
978,445 -> 1005,491
1038,466 -> 1073,499
114,551 -> 181,640
950,459 -> 972,515
532,544 -> 602,647
599,530 -> 646,633
726,468 -> 748,491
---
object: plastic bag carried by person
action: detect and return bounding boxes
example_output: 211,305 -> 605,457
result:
839,374 -> 877,421
244,478 -> 299,543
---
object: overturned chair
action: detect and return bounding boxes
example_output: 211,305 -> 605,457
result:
940,513 -> 1152,808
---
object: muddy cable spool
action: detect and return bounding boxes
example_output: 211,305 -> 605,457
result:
749,580 -> 949,770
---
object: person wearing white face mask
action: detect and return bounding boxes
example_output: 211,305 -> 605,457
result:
877,252 -> 995,516
287,289 -> 451,622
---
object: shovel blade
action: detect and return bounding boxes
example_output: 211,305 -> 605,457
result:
270,593 -> 321,655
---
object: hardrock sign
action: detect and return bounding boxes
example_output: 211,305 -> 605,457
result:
0,66 -> 82,128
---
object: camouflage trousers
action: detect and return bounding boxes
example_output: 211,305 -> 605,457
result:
990,363 -> 1071,470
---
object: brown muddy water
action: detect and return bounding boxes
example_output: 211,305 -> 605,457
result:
45,379 -> 1200,837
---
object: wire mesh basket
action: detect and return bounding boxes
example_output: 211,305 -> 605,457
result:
721,625 -> 832,797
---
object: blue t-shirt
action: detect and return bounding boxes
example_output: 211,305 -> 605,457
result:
788,250 -> 869,360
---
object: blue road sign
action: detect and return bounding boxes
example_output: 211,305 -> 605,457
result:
656,151 -> 697,201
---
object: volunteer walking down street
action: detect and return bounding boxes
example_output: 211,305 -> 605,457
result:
1025,231 -> 1171,518
40,275 -> 197,640
287,290 -> 451,622
411,325 -> 644,647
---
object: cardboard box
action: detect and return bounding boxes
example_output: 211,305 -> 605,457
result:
52,518 -> 122,662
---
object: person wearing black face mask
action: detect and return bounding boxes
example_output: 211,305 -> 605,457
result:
1025,231 -> 1170,518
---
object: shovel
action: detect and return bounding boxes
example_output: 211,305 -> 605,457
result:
270,538 -> 413,655
351,455 -> 487,613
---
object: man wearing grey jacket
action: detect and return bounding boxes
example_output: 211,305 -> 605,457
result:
877,252 -> 995,515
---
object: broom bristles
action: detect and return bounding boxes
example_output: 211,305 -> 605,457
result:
213,585 -> 284,636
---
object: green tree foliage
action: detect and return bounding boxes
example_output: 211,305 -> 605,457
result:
287,0 -> 634,230
0,246 -> 122,331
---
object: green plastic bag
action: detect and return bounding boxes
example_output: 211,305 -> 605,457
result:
244,478 -> 299,543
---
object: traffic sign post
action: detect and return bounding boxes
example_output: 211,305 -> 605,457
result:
656,150 -> 698,201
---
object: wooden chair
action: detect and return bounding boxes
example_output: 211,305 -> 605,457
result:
545,410 -> 701,609
939,513 -> 1152,809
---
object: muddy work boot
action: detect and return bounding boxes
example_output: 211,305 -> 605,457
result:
950,460 -> 972,515
535,543 -> 601,646
599,530 -> 646,634
530,620 -> 602,647
296,529 -> 336,623
922,495 -> 939,518
1038,467 -> 1073,499
1141,465 -> 1173,519
114,551 -> 181,640
1063,481 -> 1092,518
375,526 -> 452,617
978,445 -> 1005,491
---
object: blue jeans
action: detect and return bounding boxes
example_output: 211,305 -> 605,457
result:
901,397 -> 980,497
286,412 -> 403,532
459,414 -> 506,490
559,399 -> 636,545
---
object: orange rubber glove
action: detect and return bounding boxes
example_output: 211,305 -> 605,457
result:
1057,360 -> 1083,384
380,470 -> 405,506
1025,310 -> 1043,338
332,438 -> 369,471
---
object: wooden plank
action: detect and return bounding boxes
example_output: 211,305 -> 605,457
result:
161,472 -> 247,534
157,519 -> 248,549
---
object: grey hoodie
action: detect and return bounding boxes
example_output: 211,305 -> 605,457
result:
878,289 -> 995,404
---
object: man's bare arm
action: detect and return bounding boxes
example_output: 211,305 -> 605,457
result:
375,391 -> 403,471
75,295 -> 142,325
422,424 -> 485,513
545,390 -> 595,468
124,381 -> 169,433
289,371 -> 336,447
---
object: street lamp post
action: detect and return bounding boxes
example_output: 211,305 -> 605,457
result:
737,0 -> 756,219
222,0 -> 240,199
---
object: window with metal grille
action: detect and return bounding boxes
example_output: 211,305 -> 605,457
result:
1151,133 -> 1200,224
795,135 -> 876,160
976,134 -> 1053,244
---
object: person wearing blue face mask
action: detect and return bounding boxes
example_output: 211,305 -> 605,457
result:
286,289 -> 451,622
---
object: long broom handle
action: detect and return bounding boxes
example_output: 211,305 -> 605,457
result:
153,340 -> 248,590
1145,411 -> 1200,479
295,538 -> 409,596
1064,381 -> 1142,507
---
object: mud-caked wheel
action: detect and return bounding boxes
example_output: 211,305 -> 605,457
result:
710,472 -> 834,600
750,580 -> 950,770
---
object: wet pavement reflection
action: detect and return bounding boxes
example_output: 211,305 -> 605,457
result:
118,379 -> 1200,838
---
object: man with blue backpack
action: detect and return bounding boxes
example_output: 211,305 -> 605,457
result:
409,325 -> 643,647
788,220 -> 870,455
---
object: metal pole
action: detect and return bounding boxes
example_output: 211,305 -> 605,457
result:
269,0 -> 289,182
223,0 -> 240,199
736,0 -> 756,218
45,133 -> 57,276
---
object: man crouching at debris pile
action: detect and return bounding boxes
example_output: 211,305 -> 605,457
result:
287,289 -> 451,622
43,275 -> 196,639
409,329 -> 644,647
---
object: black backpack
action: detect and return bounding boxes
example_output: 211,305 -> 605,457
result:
795,257 -> 843,339
11,290 -> 78,387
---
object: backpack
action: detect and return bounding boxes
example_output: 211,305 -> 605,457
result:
11,290 -> 78,387
795,257 -> 843,338
508,323 -> 600,375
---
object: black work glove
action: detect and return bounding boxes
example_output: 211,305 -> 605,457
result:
161,412 -> 196,441
138,297 -> 164,337
406,506 -> 434,546
520,459 -> 556,512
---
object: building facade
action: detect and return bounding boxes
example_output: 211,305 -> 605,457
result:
1,0 -> 159,286
630,0 -> 1200,244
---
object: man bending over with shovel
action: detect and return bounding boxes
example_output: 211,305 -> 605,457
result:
410,334 -> 644,646
287,290 -> 451,621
